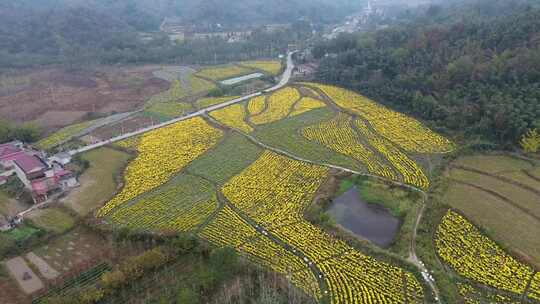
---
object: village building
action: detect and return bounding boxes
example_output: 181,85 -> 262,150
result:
0,141 -> 78,204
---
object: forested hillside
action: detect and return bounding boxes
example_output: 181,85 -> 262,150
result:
0,0 -> 356,69
315,0 -> 540,146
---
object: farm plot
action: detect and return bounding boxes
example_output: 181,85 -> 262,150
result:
302,114 -> 396,180
185,133 -> 263,186
196,65 -> 254,81
220,151 -> 424,304
251,108 -> 362,171
108,173 -> 216,232
26,208 -> 75,234
32,229 -> 109,272
238,60 -> 282,75
36,120 -> 97,150
444,155 -> 540,266
457,283 -> 521,304
290,97 -> 326,117
32,263 -> 111,304
62,148 -> 131,216
250,87 -> 301,125
99,83 -> 459,303
530,272 -> 540,301
97,117 -> 223,216
247,95 -> 266,115
449,168 -> 540,219
144,75 -> 215,119
435,210 -> 536,300
210,103 -> 253,133
88,114 -> 155,142
443,182 -> 540,266
304,83 -> 454,154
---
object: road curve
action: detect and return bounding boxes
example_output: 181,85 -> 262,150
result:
68,51 -> 297,156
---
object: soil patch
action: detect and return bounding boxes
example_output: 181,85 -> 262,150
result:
4,257 -> 44,294
0,66 -> 169,133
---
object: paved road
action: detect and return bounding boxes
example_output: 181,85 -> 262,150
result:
68,51 -> 296,156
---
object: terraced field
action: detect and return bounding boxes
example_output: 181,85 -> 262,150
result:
444,155 -> 540,266
439,154 -> 540,303
95,83 -> 468,303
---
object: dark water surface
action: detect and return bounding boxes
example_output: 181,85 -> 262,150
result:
328,186 -> 400,248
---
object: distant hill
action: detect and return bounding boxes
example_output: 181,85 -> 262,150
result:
314,0 -> 540,146
0,0 -> 364,69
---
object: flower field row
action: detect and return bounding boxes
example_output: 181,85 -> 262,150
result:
200,205 -> 322,299
306,83 -> 454,154
221,151 -> 424,303
97,117 -> 223,216
290,97 -> 327,117
302,114 -> 397,180
36,120 -> 96,150
114,136 -> 140,150
435,210 -> 534,295
355,119 -> 430,189
210,104 -> 253,133
196,65 -> 253,81
319,251 -> 424,304
108,174 -> 215,232
239,236 -> 322,299
222,151 -> 329,227
239,60 -> 282,75
250,87 -> 301,125
529,272 -> 540,301
199,205 -> 259,248
247,95 -> 266,116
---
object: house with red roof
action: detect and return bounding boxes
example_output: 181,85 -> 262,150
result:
0,141 -> 78,203
0,141 -> 24,169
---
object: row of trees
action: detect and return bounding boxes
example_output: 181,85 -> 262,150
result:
41,234 -> 242,304
314,0 -> 540,147
0,120 -> 40,144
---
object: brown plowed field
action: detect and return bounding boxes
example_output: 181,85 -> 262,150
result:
0,66 -> 169,132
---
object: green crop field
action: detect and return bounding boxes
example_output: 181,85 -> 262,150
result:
444,154 -> 540,267
251,108 -> 362,171
443,182 -> 540,266
454,155 -> 533,173
27,207 -> 75,234
185,133 -> 263,186
449,168 -> 540,219
63,148 -> 132,216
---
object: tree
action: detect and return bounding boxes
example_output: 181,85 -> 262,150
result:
520,128 -> 540,153
177,287 -> 199,304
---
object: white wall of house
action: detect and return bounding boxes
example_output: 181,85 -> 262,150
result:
13,164 -> 32,189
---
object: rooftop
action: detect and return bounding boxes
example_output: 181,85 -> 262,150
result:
0,143 -> 22,160
14,154 -> 47,175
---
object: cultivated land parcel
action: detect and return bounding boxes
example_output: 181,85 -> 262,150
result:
4,59 -> 539,304
93,83 -> 459,304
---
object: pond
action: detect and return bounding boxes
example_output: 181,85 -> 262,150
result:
220,73 -> 264,85
328,186 -> 400,248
